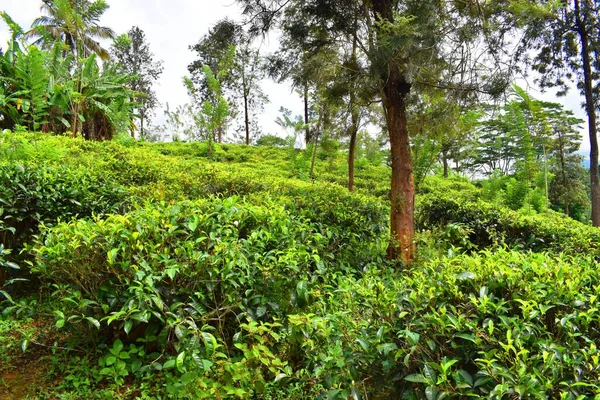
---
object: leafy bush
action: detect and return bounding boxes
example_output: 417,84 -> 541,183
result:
286,249 -> 600,398
417,191 -> 600,256
504,178 -> 529,210
29,196 -> 373,396
0,162 -> 129,252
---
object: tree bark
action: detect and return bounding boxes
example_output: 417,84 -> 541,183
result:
140,115 -> 144,140
383,70 -> 415,264
348,26 -> 359,192
310,106 -> 324,181
304,84 -> 311,145
575,0 -> 600,226
71,104 -> 79,137
243,69 -> 250,145
217,126 -> 223,144
244,92 -> 250,145
371,0 -> 415,263
558,130 -> 570,216
348,118 -> 358,192
310,129 -> 319,181
442,150 -> 449,178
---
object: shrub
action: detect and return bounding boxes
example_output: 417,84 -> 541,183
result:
29,197 -> 368,396
286,249 -> 600,398
30,197 -> 335,338
0,162 -> 129,253
417,192 -> 600,256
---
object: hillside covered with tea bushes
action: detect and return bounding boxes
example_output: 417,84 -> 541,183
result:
1,131 -> 599,399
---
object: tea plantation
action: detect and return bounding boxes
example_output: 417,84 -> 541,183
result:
1,132 -> 599,399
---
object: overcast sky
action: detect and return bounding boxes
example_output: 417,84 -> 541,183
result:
0,0 -> 592,155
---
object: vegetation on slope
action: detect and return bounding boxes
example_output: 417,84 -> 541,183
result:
1,131 -> 599,399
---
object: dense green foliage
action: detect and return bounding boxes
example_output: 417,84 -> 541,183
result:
417,178 -> 600,257
1,131 -> 599,399
2,0 -> 600,397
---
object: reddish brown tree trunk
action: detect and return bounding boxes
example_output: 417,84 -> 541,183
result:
383,70 -> 415,263
575,0 -> 600,226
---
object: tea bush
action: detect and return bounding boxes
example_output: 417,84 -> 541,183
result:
3,130 -> 600,398
417,191 -> 600,256
29,196 -> 381,397
0,162 -> 128,254
284,249 -> 600,398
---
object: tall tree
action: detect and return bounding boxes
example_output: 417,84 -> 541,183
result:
514,0 -> 600,225
111,26 -> 164,139
238,0 -> 512,263
24,0 -> 115,60
544,103 -> 586,217
188,19 -> 267,144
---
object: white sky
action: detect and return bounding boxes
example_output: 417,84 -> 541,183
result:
0,0 -> 592,155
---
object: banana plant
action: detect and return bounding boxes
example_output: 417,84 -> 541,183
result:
68,54 -> 135,139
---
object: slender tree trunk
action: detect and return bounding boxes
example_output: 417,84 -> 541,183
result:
310,129 -> 320,181
218,126 -> 223,144
348,119 -> 358,192
304,84 -> 310,145
543,145 -> 549,209
71,104 -> 79,137
383,71 -> 415,264
140,115 -> 144,140
242,69 -> 250,145
243,99 -> 250,146
310,107 -> 324,181
348,26 -> 359,192
244,94 -> 250,145
558,131 -> 570,216
442,151 -> 449,178
575,0 -> 600,226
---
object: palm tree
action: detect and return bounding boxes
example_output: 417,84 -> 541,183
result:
24,0 -> 115,60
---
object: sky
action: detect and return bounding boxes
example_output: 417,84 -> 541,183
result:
0,0 -> 592,155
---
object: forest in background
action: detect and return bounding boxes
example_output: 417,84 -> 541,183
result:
1,0 -> 600,399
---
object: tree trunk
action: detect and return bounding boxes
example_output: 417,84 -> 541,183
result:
244,92 -> 250,145
575,0 -> 600,226
140,115 -> 144,140
304,84 -> 310,145
310,129 -> 320,181
442,151 -> 449,178
310,106 -> 324,181
383,71 -> 415,264
348,26 -> 359,192
243,69 -> 250,145
558,131 -> 570,216
71,104 -> 79,137
348,120 -> 358,192
218,126 -> 223,144
371,0 -> 415,263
